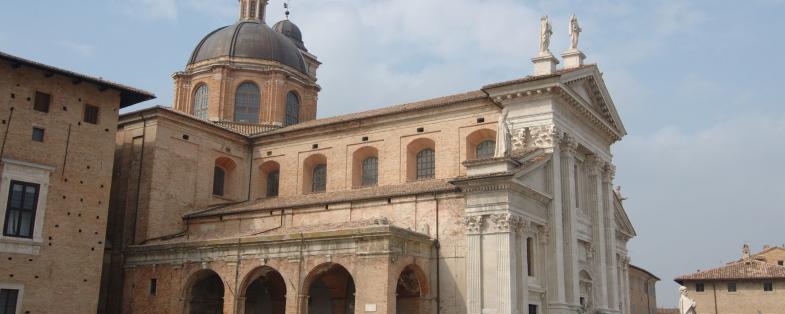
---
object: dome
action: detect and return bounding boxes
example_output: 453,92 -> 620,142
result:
272,19 -> 307,52
189,20 -> 307,73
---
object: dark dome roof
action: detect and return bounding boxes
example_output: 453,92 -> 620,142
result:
189,21 -> 307,73
272,19 -> 307,51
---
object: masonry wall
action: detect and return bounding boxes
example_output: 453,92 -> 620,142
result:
683,280 -> 785,314
628,267 -> 657,314
0,63 -> 122,314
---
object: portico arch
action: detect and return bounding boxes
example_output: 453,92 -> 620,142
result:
395,264 -> 429,314
183,269 -> 225,314
240,266 -> 287,314
301,263 -> 356,314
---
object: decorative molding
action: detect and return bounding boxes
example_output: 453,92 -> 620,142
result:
462,215 -> 484,233
602,163 -> 616,183
510,124 -> 562,153
537,224 -> 550,244
489,213 -> 522,232
584,155 -> 605,175
584,242 -> 595,261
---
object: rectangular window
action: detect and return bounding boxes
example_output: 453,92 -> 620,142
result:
149,278 -> 157,296
33,91 -> 50,113
32,127 -> 44,142
83,104 -> 99,124
764,282 -> 773,292
266,171 -> 279,197
3,181 -> 40,238
727,282 -> 736,292
696,283 -> 705,292
528,304 -> 538,314
778,260 -> 783,266
0,288 -> 19,314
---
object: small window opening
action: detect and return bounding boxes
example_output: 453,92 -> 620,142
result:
362,136 -> 369,142
34,91 -> 51,113
727,282 -> 737,292
182,134 -> 190,140
312,144 -> 318,149
477,117 -> 485,123
764,282 -> 773,292
416,127 -> 424,133
83,104 -> 99,124
696,283 -> 705,292
32,127 -> 45,142
150,278 -> 157,295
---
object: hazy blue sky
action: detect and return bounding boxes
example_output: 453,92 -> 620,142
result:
2,0 -> 784,307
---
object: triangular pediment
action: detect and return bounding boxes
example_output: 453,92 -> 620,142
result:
561,68 -> 627,138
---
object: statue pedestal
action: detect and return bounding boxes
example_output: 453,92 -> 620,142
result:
561,49 -> 586,69
532,53 -> 560,75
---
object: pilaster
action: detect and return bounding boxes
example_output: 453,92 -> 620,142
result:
559,134 -> 581,309
603,163 -> 619,312
463,215 -> 484,314
546,129 -> 568,312
586,155 -> 609,311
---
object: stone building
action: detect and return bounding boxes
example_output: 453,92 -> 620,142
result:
675,245 -> 785,314
0,52 -> 154,314
101,1 -> 637,314
628,265 -> 658,314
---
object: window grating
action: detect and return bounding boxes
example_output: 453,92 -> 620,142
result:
83,104 -> 99,124
266,171 -> 279,197
312,164 -> 327,193
234,83 -> 260,123
0,288 -> 20,314
212,167 -> 225,196
362,157 -> 378,186
285,92 -> 300,126
475,140 -> 495,159
416,149 -> 435,180
192,85 -> 209,120
3,181 -> 39,238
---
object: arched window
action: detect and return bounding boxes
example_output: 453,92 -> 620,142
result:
192,84 -> 209,120
416,149 -> 435,180
234,83 -> 260,123
476,140 -> 496,159
266,171 -> 279,197
213,166 -> 225,196
311,164 -> 327,193
285,91 -> 300,126
361,157 -> 378,186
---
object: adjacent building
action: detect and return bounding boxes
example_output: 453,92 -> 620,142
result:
100,1 -> 638,314
675,245 -> 785,314
0,52 -> 154,313
628,265 -> 659,314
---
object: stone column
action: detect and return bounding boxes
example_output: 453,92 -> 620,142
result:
517,221 -> 531,314
586,156 -> 608,311
463,215 -> 484,314
603,163 -> 619,312
545,128 -> 568,313
490,214 -> 518,314
559,134 -> 581,309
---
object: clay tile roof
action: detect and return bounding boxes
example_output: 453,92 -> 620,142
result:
212,121 -> 281,135
675,259 -> 785,282
0,51 -> 155,107
185,179 -> 458,218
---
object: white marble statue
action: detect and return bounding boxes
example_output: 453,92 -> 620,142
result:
678,286 -> 697,314
539,16 -> 553,55
569,14 -> 582,50
494,108 -> 511,157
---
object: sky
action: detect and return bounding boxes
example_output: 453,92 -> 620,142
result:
2,0 -> 784,307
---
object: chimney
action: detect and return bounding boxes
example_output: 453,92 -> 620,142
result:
743,243 -> 751,260
763,245 -> 771,251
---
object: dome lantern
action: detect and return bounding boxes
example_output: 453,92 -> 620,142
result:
239,0 -> 268,22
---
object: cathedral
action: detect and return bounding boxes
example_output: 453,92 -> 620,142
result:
101,1 -> 637,313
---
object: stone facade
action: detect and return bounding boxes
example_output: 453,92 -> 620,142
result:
676,245 -> 785,314
628,265 -> 658,314
0,52 -> 153,314
100,3 -> 638,314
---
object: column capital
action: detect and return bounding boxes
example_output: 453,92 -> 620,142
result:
489,213 -> 516,232
559,133 -> 578,156
462,215 -> 484,234
537,224 -> 550,244
602,163 -> 616,183
585,155 -> 605,175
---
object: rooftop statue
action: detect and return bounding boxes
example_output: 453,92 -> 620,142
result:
539,16 -> 553,55
678,286 -> 697,314
569,14 -> 582,50
494,108 -> 511,157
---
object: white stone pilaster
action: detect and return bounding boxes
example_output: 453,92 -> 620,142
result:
587,156 -> 609,311
464,215 -> 484,314
559,135 -> 581,308
546,135 -> 568,311
603,163 -> 619,312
